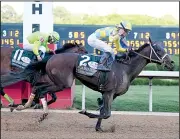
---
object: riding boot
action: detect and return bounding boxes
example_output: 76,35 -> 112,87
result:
33,50 -> 44,62
97,52 -> 113,71
39,50 -> 44,59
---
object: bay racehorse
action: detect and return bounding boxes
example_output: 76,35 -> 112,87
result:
13,37 -> 174,131
1,42 -> 87,109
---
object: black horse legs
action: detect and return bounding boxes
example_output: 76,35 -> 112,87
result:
47,92 -> 57,105
95,106 -> 104,131
97,93 -> 118,110
33,92 -> 57,109
79,91 -> 114,131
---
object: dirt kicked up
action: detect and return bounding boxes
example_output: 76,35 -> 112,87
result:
1,110 -> 179,139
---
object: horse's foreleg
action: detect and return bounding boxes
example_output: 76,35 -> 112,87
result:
79,92 -> 114,132
16,85 -> 39,110
16,93 -> 36,110
47,92 -> 57,106
79,91 -> 114,119
33,92 -> 57,109
95,92 -> 114,132
95,106 -> 104,132
37,84 -> 63,123
97,94 -> 118,110
40,97 -> 48,114
96,97 -> 103,110
35,84 -> 52,114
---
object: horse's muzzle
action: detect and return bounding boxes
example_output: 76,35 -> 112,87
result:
165,60 -> 175,71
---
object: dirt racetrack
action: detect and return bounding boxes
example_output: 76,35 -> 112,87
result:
1,109 -> 179,139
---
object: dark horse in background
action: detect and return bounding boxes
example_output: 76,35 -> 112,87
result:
8,37 -> 174,131
0,42 -> 87,109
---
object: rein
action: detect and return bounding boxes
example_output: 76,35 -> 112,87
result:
131,43 -> 168,65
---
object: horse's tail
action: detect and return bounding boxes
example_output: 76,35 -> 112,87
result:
1,71 -> 29,88
1,57 -> 49,88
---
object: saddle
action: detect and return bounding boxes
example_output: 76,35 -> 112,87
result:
11,46 -> 47,69
76,53 -> 129,76
76,53 -> 129,90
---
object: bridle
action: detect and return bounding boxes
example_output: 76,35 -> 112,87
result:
131,38 -> 168,65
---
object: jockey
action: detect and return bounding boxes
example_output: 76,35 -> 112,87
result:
23,31 -> 60,61
87,21 -> 132,71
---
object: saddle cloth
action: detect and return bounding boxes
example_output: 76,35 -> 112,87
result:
76,54 -> 113,76
11,47 -> 36,69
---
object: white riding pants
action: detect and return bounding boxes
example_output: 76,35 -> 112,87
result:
87,33 -> 115,58
23,40 -> 46,58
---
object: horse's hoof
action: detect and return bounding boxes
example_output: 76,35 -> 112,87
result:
8,102 -> 15,107
96,127 -> 103,132
79,109 -> 86,114
10,107 -> 15,112
16,105 -> 25,111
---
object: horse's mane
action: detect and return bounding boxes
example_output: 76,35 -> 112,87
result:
55,43 -> 77,54
135,43 -> 150,53
127,41 -> 163,58
128,43 -> 150,57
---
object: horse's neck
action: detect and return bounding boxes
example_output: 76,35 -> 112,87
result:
56,47 -> 76,54
127,51 -> 149,82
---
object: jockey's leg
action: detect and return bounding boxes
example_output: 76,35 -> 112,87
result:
23,41 -> 46,60
23,43 -> 37,60
23,40 -> 34,51
88,33 -> 114,71
38,46 -> 46,59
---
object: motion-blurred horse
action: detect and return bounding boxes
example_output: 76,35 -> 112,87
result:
1,42 -> 87,109
16,37 -> 174,131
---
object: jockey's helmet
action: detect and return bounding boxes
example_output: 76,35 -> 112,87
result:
48,31 -> 60,43
116,21 -> 132,34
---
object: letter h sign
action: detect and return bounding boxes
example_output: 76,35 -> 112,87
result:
23,2 -> 53,43
32,3 -> 42,14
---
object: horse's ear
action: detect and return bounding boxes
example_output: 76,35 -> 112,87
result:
74,42 -> 78,45
79,43 -> 83,47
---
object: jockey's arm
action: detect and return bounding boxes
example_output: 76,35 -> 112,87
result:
32,41 -> 41,56
121,38 -> 130,48
109,35 -> 127,53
